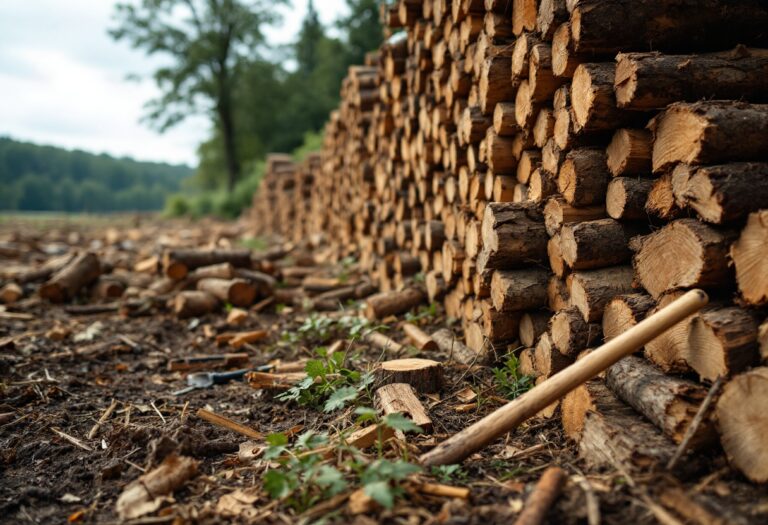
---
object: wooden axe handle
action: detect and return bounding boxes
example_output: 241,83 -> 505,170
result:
420,289 -> 709,467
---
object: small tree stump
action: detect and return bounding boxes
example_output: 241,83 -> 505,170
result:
375,358 -> 444,393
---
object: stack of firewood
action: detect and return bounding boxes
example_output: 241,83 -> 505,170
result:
252,0 -> 768,485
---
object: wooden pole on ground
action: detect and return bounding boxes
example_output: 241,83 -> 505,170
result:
420,289 -> 709,467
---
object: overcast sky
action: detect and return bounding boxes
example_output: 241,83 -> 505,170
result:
0,0 -> 347,166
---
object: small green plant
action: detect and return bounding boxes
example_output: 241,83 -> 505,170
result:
430,464 -> 469,485
263,419 -> 423,512
492,354 -> 534,400
276,347 -> 374,412
238,236 -> 268,251
404,302 -> 438,323
281,313 -> 379,345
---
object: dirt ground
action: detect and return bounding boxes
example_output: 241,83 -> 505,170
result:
1,215 -> 765,524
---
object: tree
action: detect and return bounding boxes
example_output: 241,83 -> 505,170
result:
339,0 -> 384,65
110,0 -> 284,192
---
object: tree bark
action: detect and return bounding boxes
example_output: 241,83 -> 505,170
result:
651,101 -> 768,173
615,48 -> 768,110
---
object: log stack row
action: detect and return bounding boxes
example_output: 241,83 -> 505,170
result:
251,0 -> 768,485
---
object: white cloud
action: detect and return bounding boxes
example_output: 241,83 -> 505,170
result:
0,0 -> 349,166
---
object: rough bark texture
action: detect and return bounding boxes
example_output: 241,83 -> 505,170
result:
39,252 -> 101,303
550,306 -> 601,356
579,386 -> 678,474
568,266 -> 634,322
478,203 -> 548,271
560,218 -> 634,270
375,383 -> 433,432
602,293 -> 654,341
490,268 -> 549,312
557,149 -> 611,206
365,287 -> 426,320
606,356 -> 716,447
431,328 -> 478,365
163,249 -> 252,280
615,48 -> 768,110
632,219 -> 735,299
688,307 -> 760,382
716,367 -> 768,483
570,0 -> 768,55
543,196 -> 605,236
651,101 -> 768,173
731,210 -> 768,306
606,177 -> 653,221
670,163 -> 768,224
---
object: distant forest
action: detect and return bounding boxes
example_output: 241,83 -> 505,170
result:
0,137 -> 193,212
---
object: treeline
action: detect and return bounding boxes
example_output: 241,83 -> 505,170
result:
0,137 -> 192,212
192,0 -> 384,191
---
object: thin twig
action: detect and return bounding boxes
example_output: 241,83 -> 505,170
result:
667,376 -> 724,471
88,399 -> 119,440
150,401 -> 166,425
51,427 -> 94,452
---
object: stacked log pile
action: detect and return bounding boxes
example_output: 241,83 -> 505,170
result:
251,0 -> 768,484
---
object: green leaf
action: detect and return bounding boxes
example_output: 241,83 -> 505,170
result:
377,459 -> 422,481
364,480 -> 394,509
357,371 -> 375,390
305,359 -> 326,378
296,431 -> 329,450
382,413 -> 423,434
314,465 -> 348,495
266,433 -> 288,447
324,386 -> 359,412
354,406 -> 377,423
264,470 -> 293,499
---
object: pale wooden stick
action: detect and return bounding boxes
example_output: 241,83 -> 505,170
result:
420,289 -> 709,466
514,466 -> 568,525
419,483 -> 470,499
51,427 -> 93,452
196,408 -> 263,440
87,399 -> 119,439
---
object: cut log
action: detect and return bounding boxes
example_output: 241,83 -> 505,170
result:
606,356 -> 716,447
376,358 -> 444,393
550,306 -> 601,357
187,262 -> 235,283
688,307 -> 759,382
547,275 -> 570,312
670,163 -> 768,224
536,0 -> 568,39
632,219 -> 735,299
477,203 -> 548,272
197,278 -> 257,307
569,0 -> 768,55
547,234 -> 566,278
376,382 -> 432,432
543,196 -> 605,236
116,454 -> 198,520
561,379 -> 608,441
174,290 -> 219,319
760,321 -> 768,363
615,48 -> 768,110
579,386 -> 678,473
481,300 -> 522,343
493,102 -> 521,136
39,252 -> 101,303
731,210 -> 768,306
606,128 -> 652,177
93,277 -> 125,300
490,269 -> 549,312
645,173 -> 682,220
403,323 -> 439,351
651,101 -> 768,173
163,249 -> 252,280
15,252 -> 76,284
644,291 -> 696,374
365,287 -> 426,319
602,293 -> 654,341
520,311 -> 550,348
715,367 -> 768,483
431,328 -> 477,365
568,266 -> 634,322
606,177 -> 653,221
560,218 -> 634,271
534,332 -> 573,377
557,149 -> 611,206
365,331 -> 405,354
571,63 -> 637,133
0,282 -> 23,304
